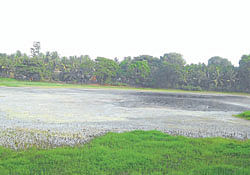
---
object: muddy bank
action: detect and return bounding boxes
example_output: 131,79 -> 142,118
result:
0,87 -> 249,149
117,91 -> 250,111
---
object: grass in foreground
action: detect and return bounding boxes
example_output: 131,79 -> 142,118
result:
0,130 -> 249,175
235,111 -> 250,120
0,78 -> 249,96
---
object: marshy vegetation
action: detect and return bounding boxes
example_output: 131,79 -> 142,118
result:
0,130 -> 249,175
235,111 -> 250,120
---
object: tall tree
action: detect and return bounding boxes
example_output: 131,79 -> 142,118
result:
94,57 -> 119,84
30,41 -> 41,57
156,53 -> 186,88
184,63 -> 208,90
160,53 -> 186,66
119,56 -> 132,83
134,55 -> 161,86
127,60 -> 151,86
207,56 -> 235,90
239,55 -> 250,92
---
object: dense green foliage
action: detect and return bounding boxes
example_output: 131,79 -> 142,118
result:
0,131 -> 249,175
0,45 -> 250,92
239,55 -> 250,92
235,111 -> 250,120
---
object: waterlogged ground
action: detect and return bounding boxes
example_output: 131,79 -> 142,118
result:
0,87 -> 250,149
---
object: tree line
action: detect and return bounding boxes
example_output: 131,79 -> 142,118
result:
0,43 -> 249,93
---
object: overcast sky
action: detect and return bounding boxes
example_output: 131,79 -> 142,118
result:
0,0 -> 249,65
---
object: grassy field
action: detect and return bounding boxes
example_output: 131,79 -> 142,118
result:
235,111 -> 250,120
0,78 -> 249,96
0,130 -> 249,175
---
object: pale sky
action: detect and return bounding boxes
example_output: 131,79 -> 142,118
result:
0,0 -> 249,65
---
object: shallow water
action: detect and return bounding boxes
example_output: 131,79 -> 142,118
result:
0,87 -> 250,148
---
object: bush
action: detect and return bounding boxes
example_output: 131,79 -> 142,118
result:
181,85 -> 202,91
110,82 -> 128,86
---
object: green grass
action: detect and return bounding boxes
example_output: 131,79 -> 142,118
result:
235,111 -> 250,120
0,78 -> 89,88
0,78 -> 249,96
0,130 -> 249,175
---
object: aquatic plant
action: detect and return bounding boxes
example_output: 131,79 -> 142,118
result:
235,111 -> 250,120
